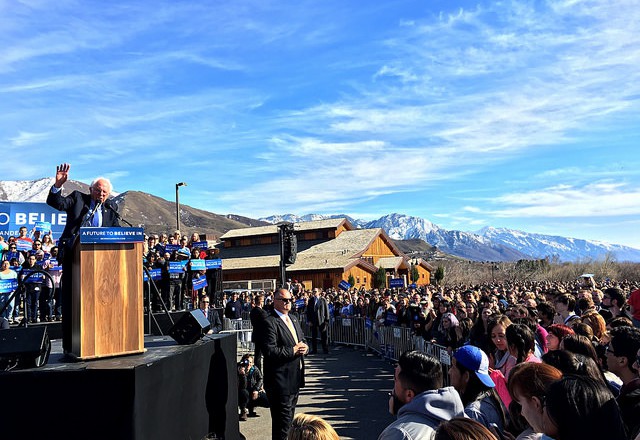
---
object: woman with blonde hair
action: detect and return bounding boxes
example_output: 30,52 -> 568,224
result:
287,413 -> 339,440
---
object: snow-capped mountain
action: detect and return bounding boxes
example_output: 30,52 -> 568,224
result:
260,213 -> 640,262
477,226 -> 640,262
261,213 -> 367,228
0,178 -> 57,202
0,178 -> 117,202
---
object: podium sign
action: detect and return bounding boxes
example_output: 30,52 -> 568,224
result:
71,227 -> 145,360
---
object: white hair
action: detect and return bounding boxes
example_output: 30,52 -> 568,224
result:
90,176 -> 113,193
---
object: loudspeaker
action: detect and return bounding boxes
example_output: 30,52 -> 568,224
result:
169,309 -> 211,345
0,326 -> 51,369
284,233 -> 297,265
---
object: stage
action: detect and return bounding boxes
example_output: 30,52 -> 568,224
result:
0,332 -> 240,440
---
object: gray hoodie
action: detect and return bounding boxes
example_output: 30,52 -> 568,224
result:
378,386 -> 465,440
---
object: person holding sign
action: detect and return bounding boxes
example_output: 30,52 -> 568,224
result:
46,163 -> 121,352
0,260 -> 18,322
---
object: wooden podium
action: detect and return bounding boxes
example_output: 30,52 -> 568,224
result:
70,227 -> 145,360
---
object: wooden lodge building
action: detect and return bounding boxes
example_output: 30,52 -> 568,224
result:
218,218 -> 432,291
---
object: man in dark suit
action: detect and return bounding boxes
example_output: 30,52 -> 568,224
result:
46,163 -> 120,352
308,288 -> 330,354
249,292 -> 269,371
199,296 -> 222,334
262,288 -> 308,440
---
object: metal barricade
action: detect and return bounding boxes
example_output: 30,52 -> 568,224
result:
222,318 -> 254,355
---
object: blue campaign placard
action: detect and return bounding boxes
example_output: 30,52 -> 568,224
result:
191,241 -> 208,250
169,261 -> 187,273
389,278 -> 405,288
46,258 -> 62,271
79,227 -> 145,244
35,221 -> 52,233
338,280 -> 352,291
365,318 -> 373,329
0,201 -> 67,241
164,244 -> 180,253
189,259 -> 206,271
22,270 -> 44,283
143,268 -> 162,282
4,251 -> 21,263
385,312 -> 398,326
295,298 -> 305,309
0,279 -> 18,293
205,259 -> 222,269
16,238 -> 32,252
409,283 -> 417,288
192,276 -> 208,290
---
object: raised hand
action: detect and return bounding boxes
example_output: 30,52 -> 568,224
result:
54,163 -> 70,188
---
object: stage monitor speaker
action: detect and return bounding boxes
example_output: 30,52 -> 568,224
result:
0,326 -> 51,369
169,309 -> 211,345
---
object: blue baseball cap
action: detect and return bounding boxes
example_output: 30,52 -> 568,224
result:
453,345 -> 495,388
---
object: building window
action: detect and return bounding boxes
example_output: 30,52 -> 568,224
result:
356,276 -> 360,284
364,276 -> 367,283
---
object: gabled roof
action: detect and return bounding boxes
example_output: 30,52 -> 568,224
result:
377,256 -> 407,270
220,218 -> 353,239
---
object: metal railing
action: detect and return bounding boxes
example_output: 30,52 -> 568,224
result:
222,312 -> 450,382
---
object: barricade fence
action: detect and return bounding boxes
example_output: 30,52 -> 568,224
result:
222,312 -> 450,383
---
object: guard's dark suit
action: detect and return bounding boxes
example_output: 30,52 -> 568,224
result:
46,189 -> 120,352
262,311 -> 305,440
308,295 -> 330,353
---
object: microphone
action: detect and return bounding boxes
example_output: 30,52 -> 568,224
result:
82,201 -> 102,227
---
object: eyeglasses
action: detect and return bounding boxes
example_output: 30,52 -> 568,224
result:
276,297 -> 294,304
606,344 -> 618,356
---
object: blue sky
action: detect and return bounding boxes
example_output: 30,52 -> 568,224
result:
2,0 -> 640,248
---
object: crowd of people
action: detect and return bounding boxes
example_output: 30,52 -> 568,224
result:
219,276 -> 640,440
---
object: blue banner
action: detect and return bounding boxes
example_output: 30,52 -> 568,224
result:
169,261 -> 187,273
409,283 -> 417,288
143,268 -> 162,282
385,312 -> 398,326
164,244 -> 180,253
0,279 -> 18,293
79,227 -> 145,244
0,202 -> 67,240
35,221 -> 52,233
3,251 -> 21,263
205,259 -> 222,269
22,270 -> 44,283
16,238 -> 32,252
192,276 -> 208,290
295,298 -> 305,309
191,241 -> 208,250
189,259 -> 206,271
338,280 -> 352,291
389,278 -> 405,288
46,258 -> 62,271
365,318 -> 373,329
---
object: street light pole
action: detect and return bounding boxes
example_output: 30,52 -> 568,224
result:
175,182 -> 187,232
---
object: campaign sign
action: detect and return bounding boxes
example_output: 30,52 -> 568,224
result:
79,227 -> 145,244
409,283 -> 417,289
295,298 -> 305,309
169,261 -> 187,273
47,258 -> 62,271
385,312 -> 398,326
35,221 -> 52,233
389,278 -> 405,288
205,259 -> 222,269
365,318 -> 373,329
192,276 -> 208,290
143,269 -> 162,281
0,202 -> 67,240
191,241 -> 208,250
16,238 -> 32,252
0,279 -> 18,293
4,251 -> 21,263
164,244 -> 180,253
22,270 -> 44,283
338,280 -> 352,291
189,259 -> 206,271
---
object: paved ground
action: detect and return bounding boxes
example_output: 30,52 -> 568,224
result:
239,345 -> 395,440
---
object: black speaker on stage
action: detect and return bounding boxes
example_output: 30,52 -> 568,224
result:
0,326 -> 51,369
168,309 -> 211,345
